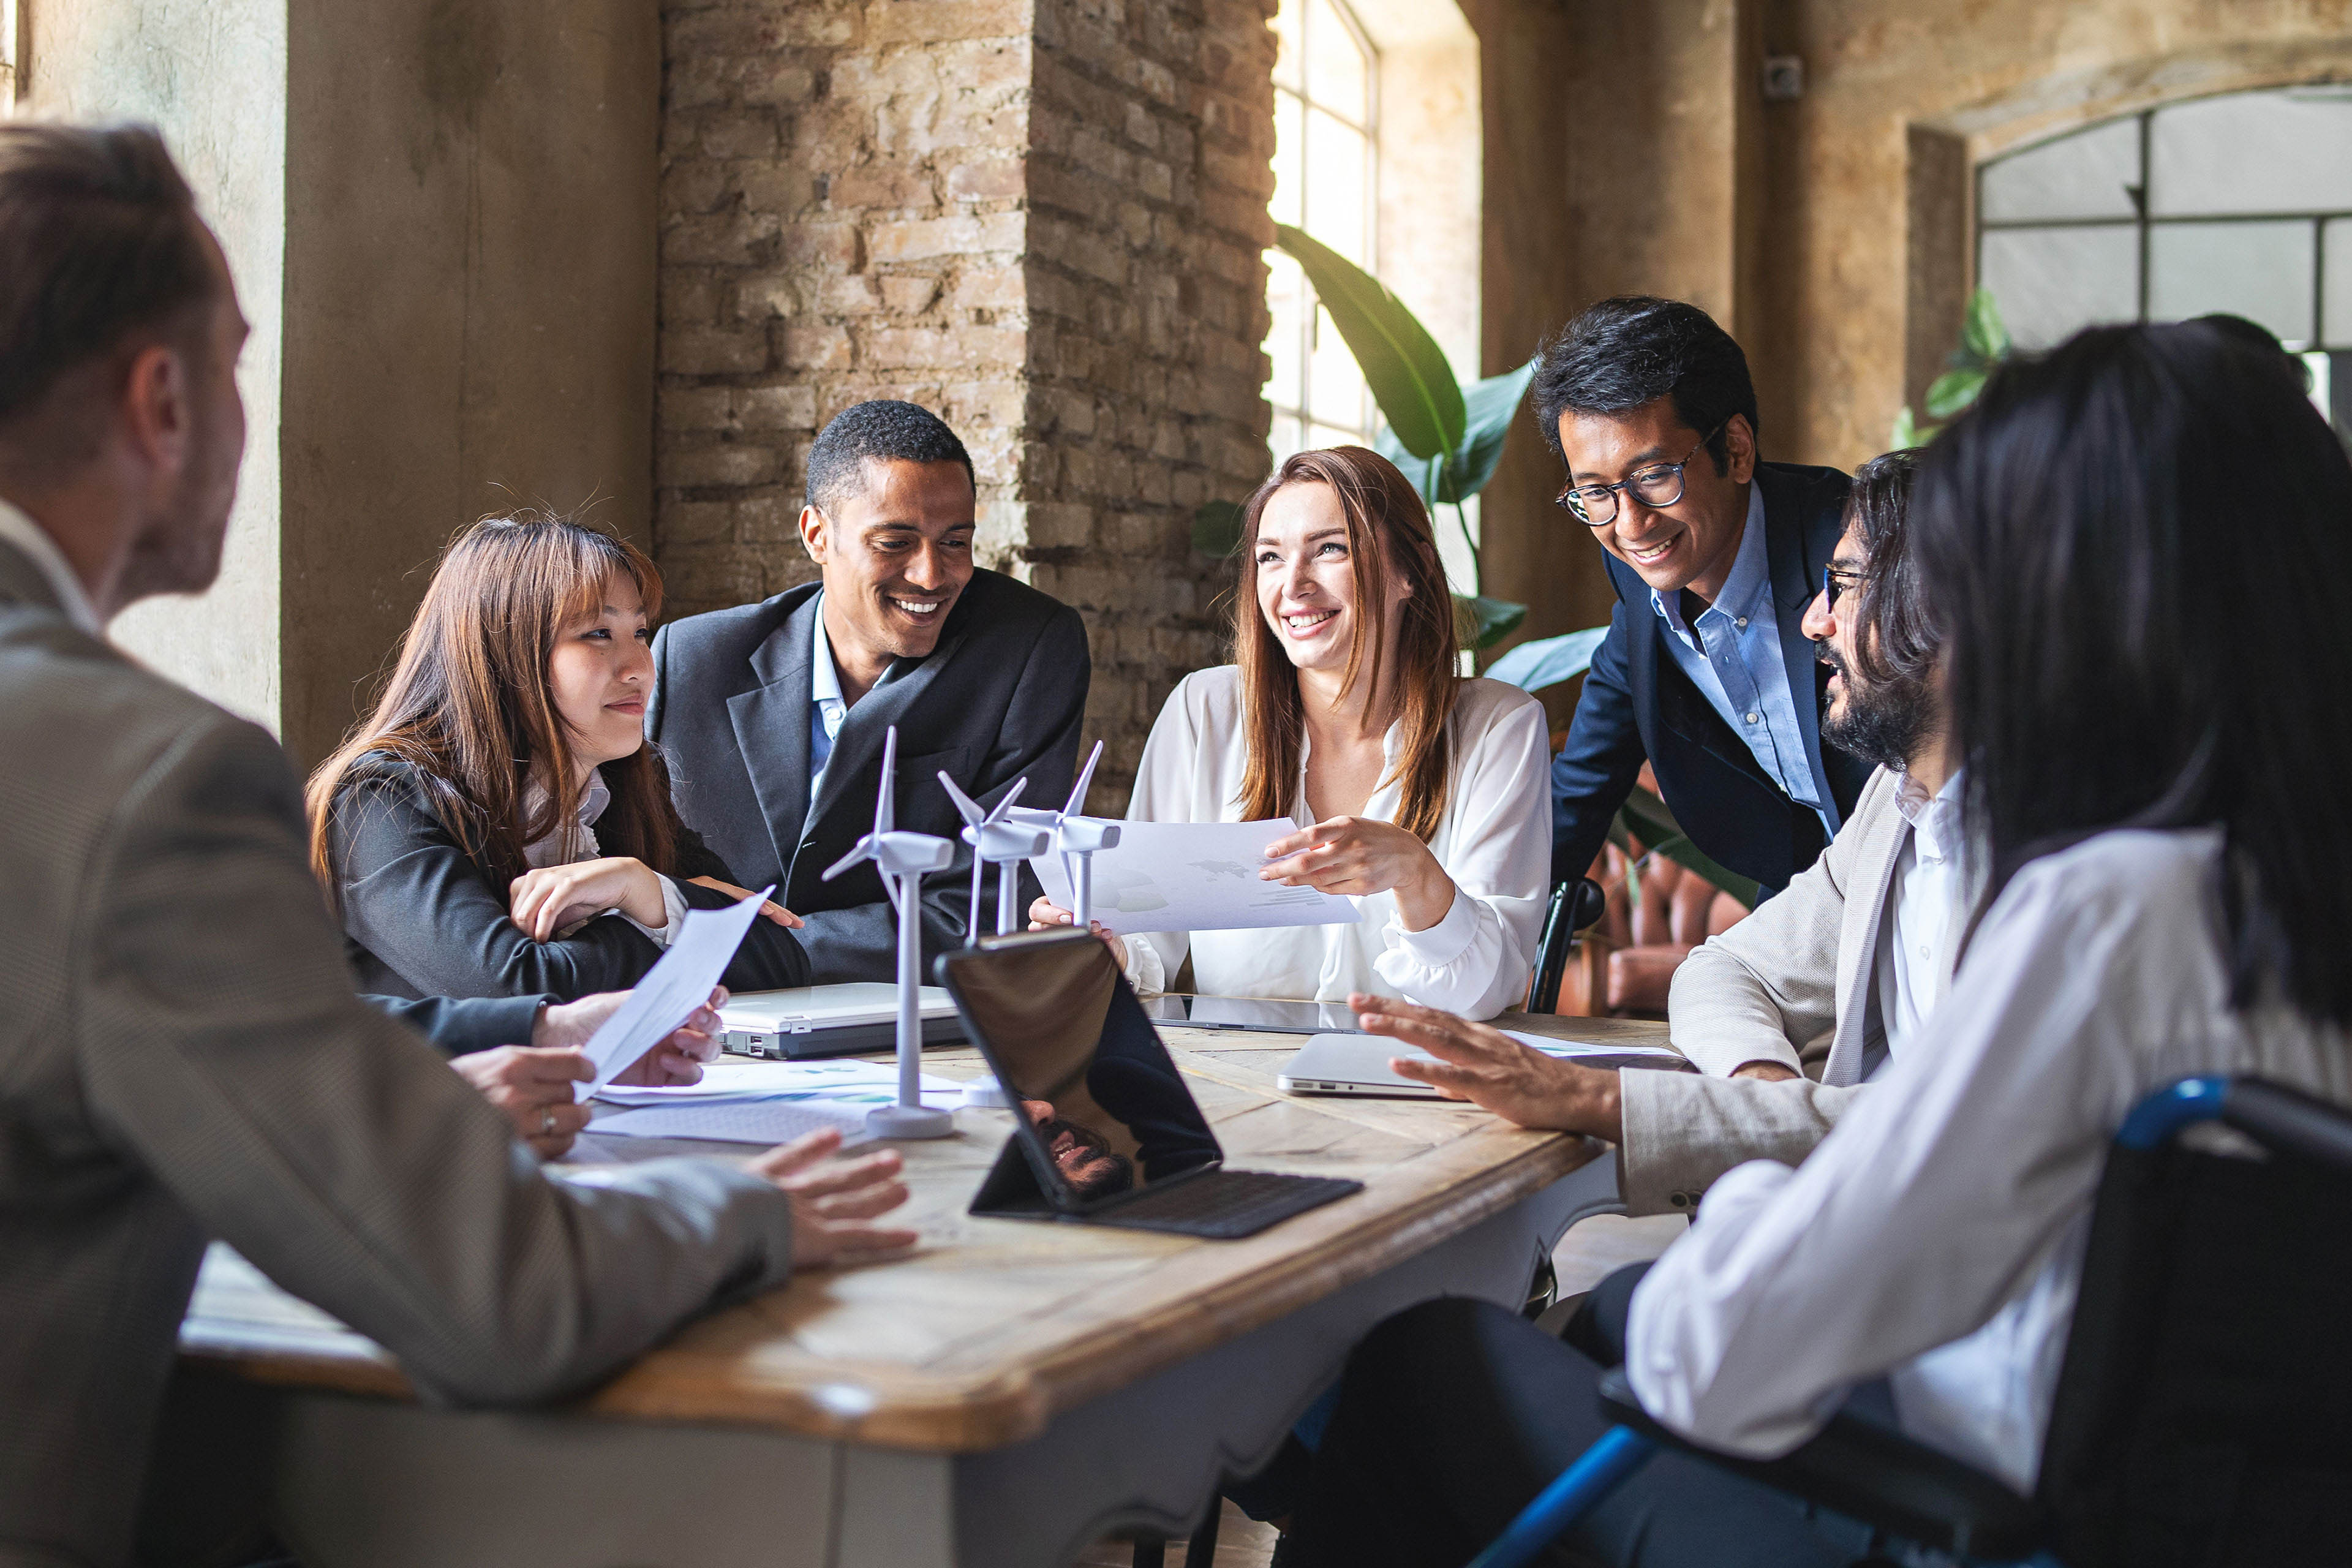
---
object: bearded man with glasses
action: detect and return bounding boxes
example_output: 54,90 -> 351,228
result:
1536,296 -> 1872,905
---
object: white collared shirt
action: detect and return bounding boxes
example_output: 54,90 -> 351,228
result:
519,766 -> 689,946
809,592 -> 848,788
1629,827 -> 2352,1491
0,499 -> 104,636
1120,668 -> 1554,1020
1867,767 -> 1971,1073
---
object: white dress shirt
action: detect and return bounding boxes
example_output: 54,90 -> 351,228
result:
808,592 -> 848,788
1865,767 -> 1971,1075
1628,826 -> 2352,1491
0,500 -> 104,636
520,767 -> 688,945
1121,668 -> 1553,1020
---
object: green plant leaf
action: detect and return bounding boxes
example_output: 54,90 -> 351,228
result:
1191,499 -> 1246,556
1924,366 -> 1988,420
1482,626 -> 1608,692
1614,785 -> 1759,908
1961,286 -> 2011,363
1379,358 -> 1540,506
1452,594 -> 1527,650
1274,223 -> 1464,461
1888,405 -> 1938,451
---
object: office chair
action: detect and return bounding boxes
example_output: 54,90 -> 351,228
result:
1470,1074 -> 2352,1568
1526,878 -> 1608,1014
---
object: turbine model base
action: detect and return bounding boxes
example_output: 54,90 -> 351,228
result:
960,1075 -> 1014,1109
864,1102 -> 956,1139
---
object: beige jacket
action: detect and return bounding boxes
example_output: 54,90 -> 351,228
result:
0,540 -> 797,1568
1616,766 -> 1914,1215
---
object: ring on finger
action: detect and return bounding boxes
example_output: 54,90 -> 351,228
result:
540,1108 -> 558,1136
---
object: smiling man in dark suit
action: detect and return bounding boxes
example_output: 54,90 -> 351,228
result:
1541,297 -> 1870,900
647,400 -> 1090,982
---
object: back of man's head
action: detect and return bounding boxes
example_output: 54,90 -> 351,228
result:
1532,296 -> 1759,472
804,399 -> 974,514
0,123 -> 216,479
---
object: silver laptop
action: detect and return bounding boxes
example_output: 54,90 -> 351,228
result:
717,983 -> 967,1059
1279,1030 -> 1694,1098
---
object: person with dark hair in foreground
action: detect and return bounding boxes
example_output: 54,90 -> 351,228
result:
0,123 -> 914,1568
648,397 -> 1091,982
1281,320 -> 2352,1566
1538,296 -> 1872,904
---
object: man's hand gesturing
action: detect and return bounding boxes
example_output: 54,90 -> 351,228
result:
1349,992 -> 1626,1143
752,1128 -> 921,1268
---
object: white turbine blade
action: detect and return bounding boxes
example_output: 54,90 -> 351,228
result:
876,726 -> 898,837
937,769 -> 987,828
1060,741 -> 1104,821
822,836 -> 876,882
984,775 -> 1030,825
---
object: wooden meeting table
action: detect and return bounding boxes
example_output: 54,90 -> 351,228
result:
176,1014 -> 1668,1568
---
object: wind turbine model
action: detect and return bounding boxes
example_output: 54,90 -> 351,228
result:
1010,740 -> 1121,927
822,726 -> 956,1139
937,773 -> 1050,939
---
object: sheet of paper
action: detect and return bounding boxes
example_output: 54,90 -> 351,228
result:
1501,1030 -> 1687,1062
573,885 -> 773,1101
593,1058 -> 962,1106
1029,818 -> 1362,936
590,1076 -> 965,1144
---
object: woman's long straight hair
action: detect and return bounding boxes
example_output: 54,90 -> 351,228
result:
1915,320 -> 2352,1025
1232,447 -> 1460,840
306,511 -> 680,897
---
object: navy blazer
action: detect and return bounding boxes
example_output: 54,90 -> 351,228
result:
1550,462 -> 1872,899
647,570 -> 1090,984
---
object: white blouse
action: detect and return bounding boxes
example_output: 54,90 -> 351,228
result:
1120,668 -> 1553,1020
519,767 -> 688,945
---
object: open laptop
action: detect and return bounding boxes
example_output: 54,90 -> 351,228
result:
935,931 -> 1363,1240
1279,1030 -> 1694,1098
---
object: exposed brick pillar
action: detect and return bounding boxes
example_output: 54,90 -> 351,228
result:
655,0 -> 1276,811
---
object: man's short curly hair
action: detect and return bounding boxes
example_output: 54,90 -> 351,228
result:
804,399 -> 975,513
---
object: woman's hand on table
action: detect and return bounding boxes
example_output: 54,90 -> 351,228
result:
508,856 -> 670,940
753,1128 -> 920,1267
1349,992 -> 1624,1143
685,875 -> 804,929
1262,817 -> 1458,932
1028,897 -> 1127,965
450,1045 -> 594,1159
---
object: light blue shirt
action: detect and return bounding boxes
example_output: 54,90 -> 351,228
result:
809,592 -> 847,787
1648,486 -> 1829,824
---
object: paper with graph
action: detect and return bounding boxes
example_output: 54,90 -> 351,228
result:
1029,818 -> 1362,936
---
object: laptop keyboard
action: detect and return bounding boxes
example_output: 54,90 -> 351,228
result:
1098,1169 -> 1363,1240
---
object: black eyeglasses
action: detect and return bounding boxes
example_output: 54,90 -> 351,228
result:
1553,421 -> 1728,526
1822,564 -> 1864,609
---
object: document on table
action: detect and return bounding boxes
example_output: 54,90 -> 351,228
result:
1500,1031 -> 1694,1072
1029,818 -> 1362,936
590,1058 -> 963,1143
571,885 -> 773,1101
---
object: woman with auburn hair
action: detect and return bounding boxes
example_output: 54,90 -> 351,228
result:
1035,447 -> 1551,1019
308,512 -> 810,1001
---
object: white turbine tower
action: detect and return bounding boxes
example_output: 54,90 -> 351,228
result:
822,726 -> 956,1139
1011,739 -> 1121,928
937,773 -> 1051,940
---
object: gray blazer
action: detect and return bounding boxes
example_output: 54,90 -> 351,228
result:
0,541 -> 798,1568
1616,766 -> 1913,1215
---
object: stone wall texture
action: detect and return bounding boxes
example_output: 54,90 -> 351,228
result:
655,0 -> 1276,811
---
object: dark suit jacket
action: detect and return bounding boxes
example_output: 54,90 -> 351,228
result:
326,755 -> 812,1001
1550,462 -> 1873,898
647,570 -> 1090,984
365,992 -> 550,1057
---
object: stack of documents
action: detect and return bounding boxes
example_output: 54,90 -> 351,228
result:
590,1058 -> 964,1144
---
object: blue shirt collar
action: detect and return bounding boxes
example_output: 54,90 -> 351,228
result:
1649,484 -> 1769,635
809,591 -> 845,714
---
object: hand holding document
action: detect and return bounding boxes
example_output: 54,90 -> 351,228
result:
572,886 -> 773,1101
1030,818 -> 1362,936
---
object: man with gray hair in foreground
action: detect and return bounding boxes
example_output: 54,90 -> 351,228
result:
0,121 -> 913,1568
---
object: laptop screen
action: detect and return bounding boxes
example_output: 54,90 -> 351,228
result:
940,932 -> 1223,1205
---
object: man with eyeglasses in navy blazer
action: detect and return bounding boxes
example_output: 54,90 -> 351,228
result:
1540,296 -> 1871,903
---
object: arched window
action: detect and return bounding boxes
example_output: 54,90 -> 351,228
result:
1977,86 -> 2352,420
1265,0 -> 1377,462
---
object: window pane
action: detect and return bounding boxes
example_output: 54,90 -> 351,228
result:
2149,89 -> 2352,217
2324,217 -> 2352,349
1308,302 -> 1370,432
1271,413 -> 1308,467
1272,90 -> 1305,230
1303,107 -> 1370,265
1265,252 -> 1306,411
1980,117 -> 2141,223
1308,421 -> 1365,454
1304,0 -> 1369,127
1978,226 -> 2141,349
1273,0 -> 1302,93
2147,219 -> 2315,345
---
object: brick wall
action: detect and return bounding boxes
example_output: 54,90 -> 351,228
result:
655,0 -> 1275,811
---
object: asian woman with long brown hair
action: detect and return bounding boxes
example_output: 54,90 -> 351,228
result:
307,512 -> 810,1000
1033,447 -> 1552,1019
